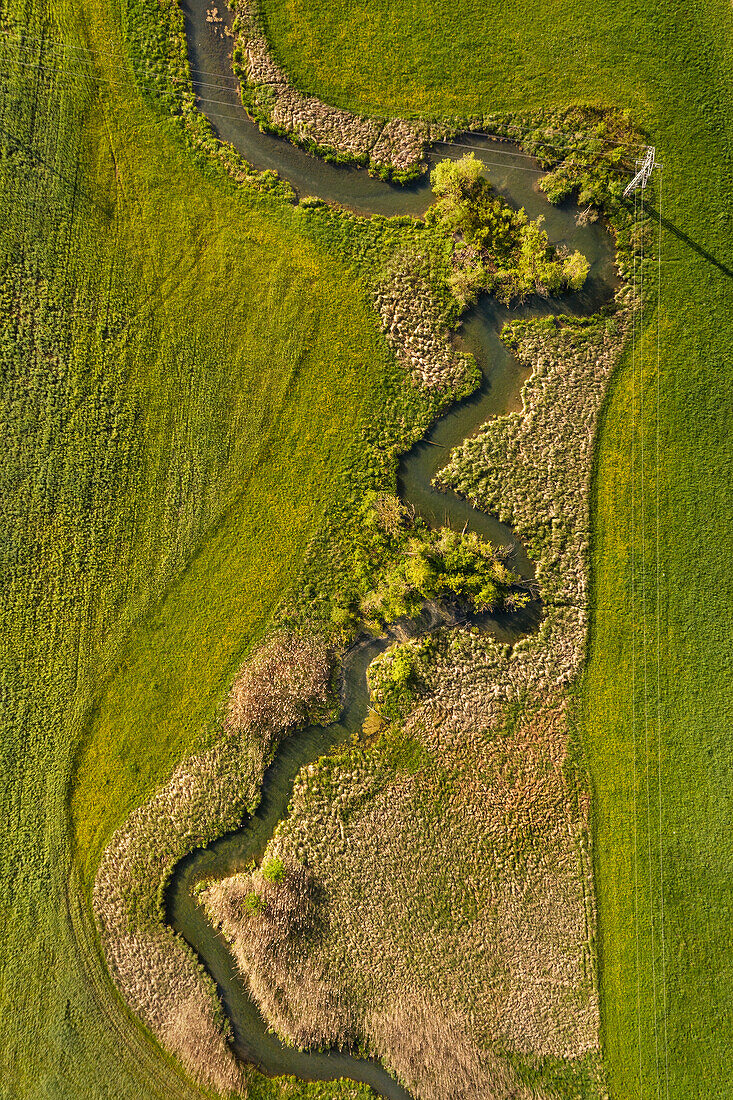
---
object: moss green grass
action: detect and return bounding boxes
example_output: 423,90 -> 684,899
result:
4,0 -> 733,1095
0,0 -> 395,1096
256,1 -> 733,1096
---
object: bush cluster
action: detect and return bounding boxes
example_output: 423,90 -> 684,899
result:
332,492 -> 526,631
366,642 -> 421,720
427,154 -> 589,307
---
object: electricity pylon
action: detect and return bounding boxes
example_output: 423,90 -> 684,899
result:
623,147 -> 657,198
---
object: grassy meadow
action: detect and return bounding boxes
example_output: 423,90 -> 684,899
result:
257,0 -> 733,1097
0,0 -> 397,1095
3,0 -> 732,1095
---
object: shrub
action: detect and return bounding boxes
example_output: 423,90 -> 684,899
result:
563,249 -> 591,291
358,514 -> 526,625
262,857 -> 286,885
244,891 -> 265,914
367,643 -> 420,720
426,155 -> 590,305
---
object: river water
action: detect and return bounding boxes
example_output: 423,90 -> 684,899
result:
165,5 -> 618,1096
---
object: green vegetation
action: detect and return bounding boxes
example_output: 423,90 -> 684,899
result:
244,891 -> 266,914
334,492 -> 525,631
247,1082 -> 372,1100
262,857 -> 287,885
257,1 -> 733,1096
4,0 -> 732,1091
428,154 -> 589,306
3,0 -> 577,1091
223,631 -> 601,1098
0,0 -> 414,1097
367,642 -> 422,721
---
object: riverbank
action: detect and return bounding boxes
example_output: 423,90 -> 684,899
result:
82,4 -> 640,1099
254,1 -> 733,1096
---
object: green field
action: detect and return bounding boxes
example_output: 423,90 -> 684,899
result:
0,0 -> 400,1095
3,0 -> 732,1096
258,0 -> 733,1097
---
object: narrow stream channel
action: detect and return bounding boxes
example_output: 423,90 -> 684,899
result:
164,6 -> 619,1096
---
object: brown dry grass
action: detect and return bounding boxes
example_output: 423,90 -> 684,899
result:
227,631 -> 331,735
367,994 -> 537,1100
204,310 -> 628,1099
204,682 -> 601,1093
374,254 -> 477,394
204,861 -> 544,1099
204,862 -> 360,1052
93,632 -> 332,1091
233,0 -> 451,175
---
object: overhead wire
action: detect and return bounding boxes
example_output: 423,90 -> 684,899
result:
0,62 -> 553,179
0,30 -> 647,154
432,138 -> 553,162
424,151 -> 546,175
0,28 -> 242,89
655,165 -> 670,1100
0,51 -> 551,176
631,177 -> 644,1091
434,135 -> 644,156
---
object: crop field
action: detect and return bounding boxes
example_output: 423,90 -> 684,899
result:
0,0 -> 406,1095
257,0 -> 733,1097
2,0 -> 732,1096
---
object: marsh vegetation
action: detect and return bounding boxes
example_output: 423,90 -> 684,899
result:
6,0 -> 730,1096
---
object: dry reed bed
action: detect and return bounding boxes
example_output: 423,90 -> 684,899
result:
204,310 -> 628,1099
232,1 -> 451,178
92,2 -> 638,1095
93,632 -> 331,1093
374,256 -> 477,393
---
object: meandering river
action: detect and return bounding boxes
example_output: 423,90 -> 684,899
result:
165,4 -> 618,1096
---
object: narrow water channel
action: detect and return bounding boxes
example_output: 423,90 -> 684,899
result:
164,6 -> 619,1096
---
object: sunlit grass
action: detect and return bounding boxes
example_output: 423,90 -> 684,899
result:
0,1 -> 393,1094
257,1 -> 733,1096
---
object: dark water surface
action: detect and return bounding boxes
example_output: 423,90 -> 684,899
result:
165,7 -> 618,1096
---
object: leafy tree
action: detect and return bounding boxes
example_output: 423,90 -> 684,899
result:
427,154 -> 589,304
562,250 -> 591,290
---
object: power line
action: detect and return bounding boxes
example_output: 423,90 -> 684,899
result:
0,41 -> 236,95
425,150 -> 545,175
435,133 -> 643,157
0,55 -> 549,178
0,30 -> 246,94
0,30 -> 649,155
624,147 -> 667,1098
0,28 -> 242,90
1,30 -> 646,158
432,137 -> 550,162
655,166 -> 670,1100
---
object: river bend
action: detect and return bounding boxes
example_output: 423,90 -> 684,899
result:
164,5 -> 618,1096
